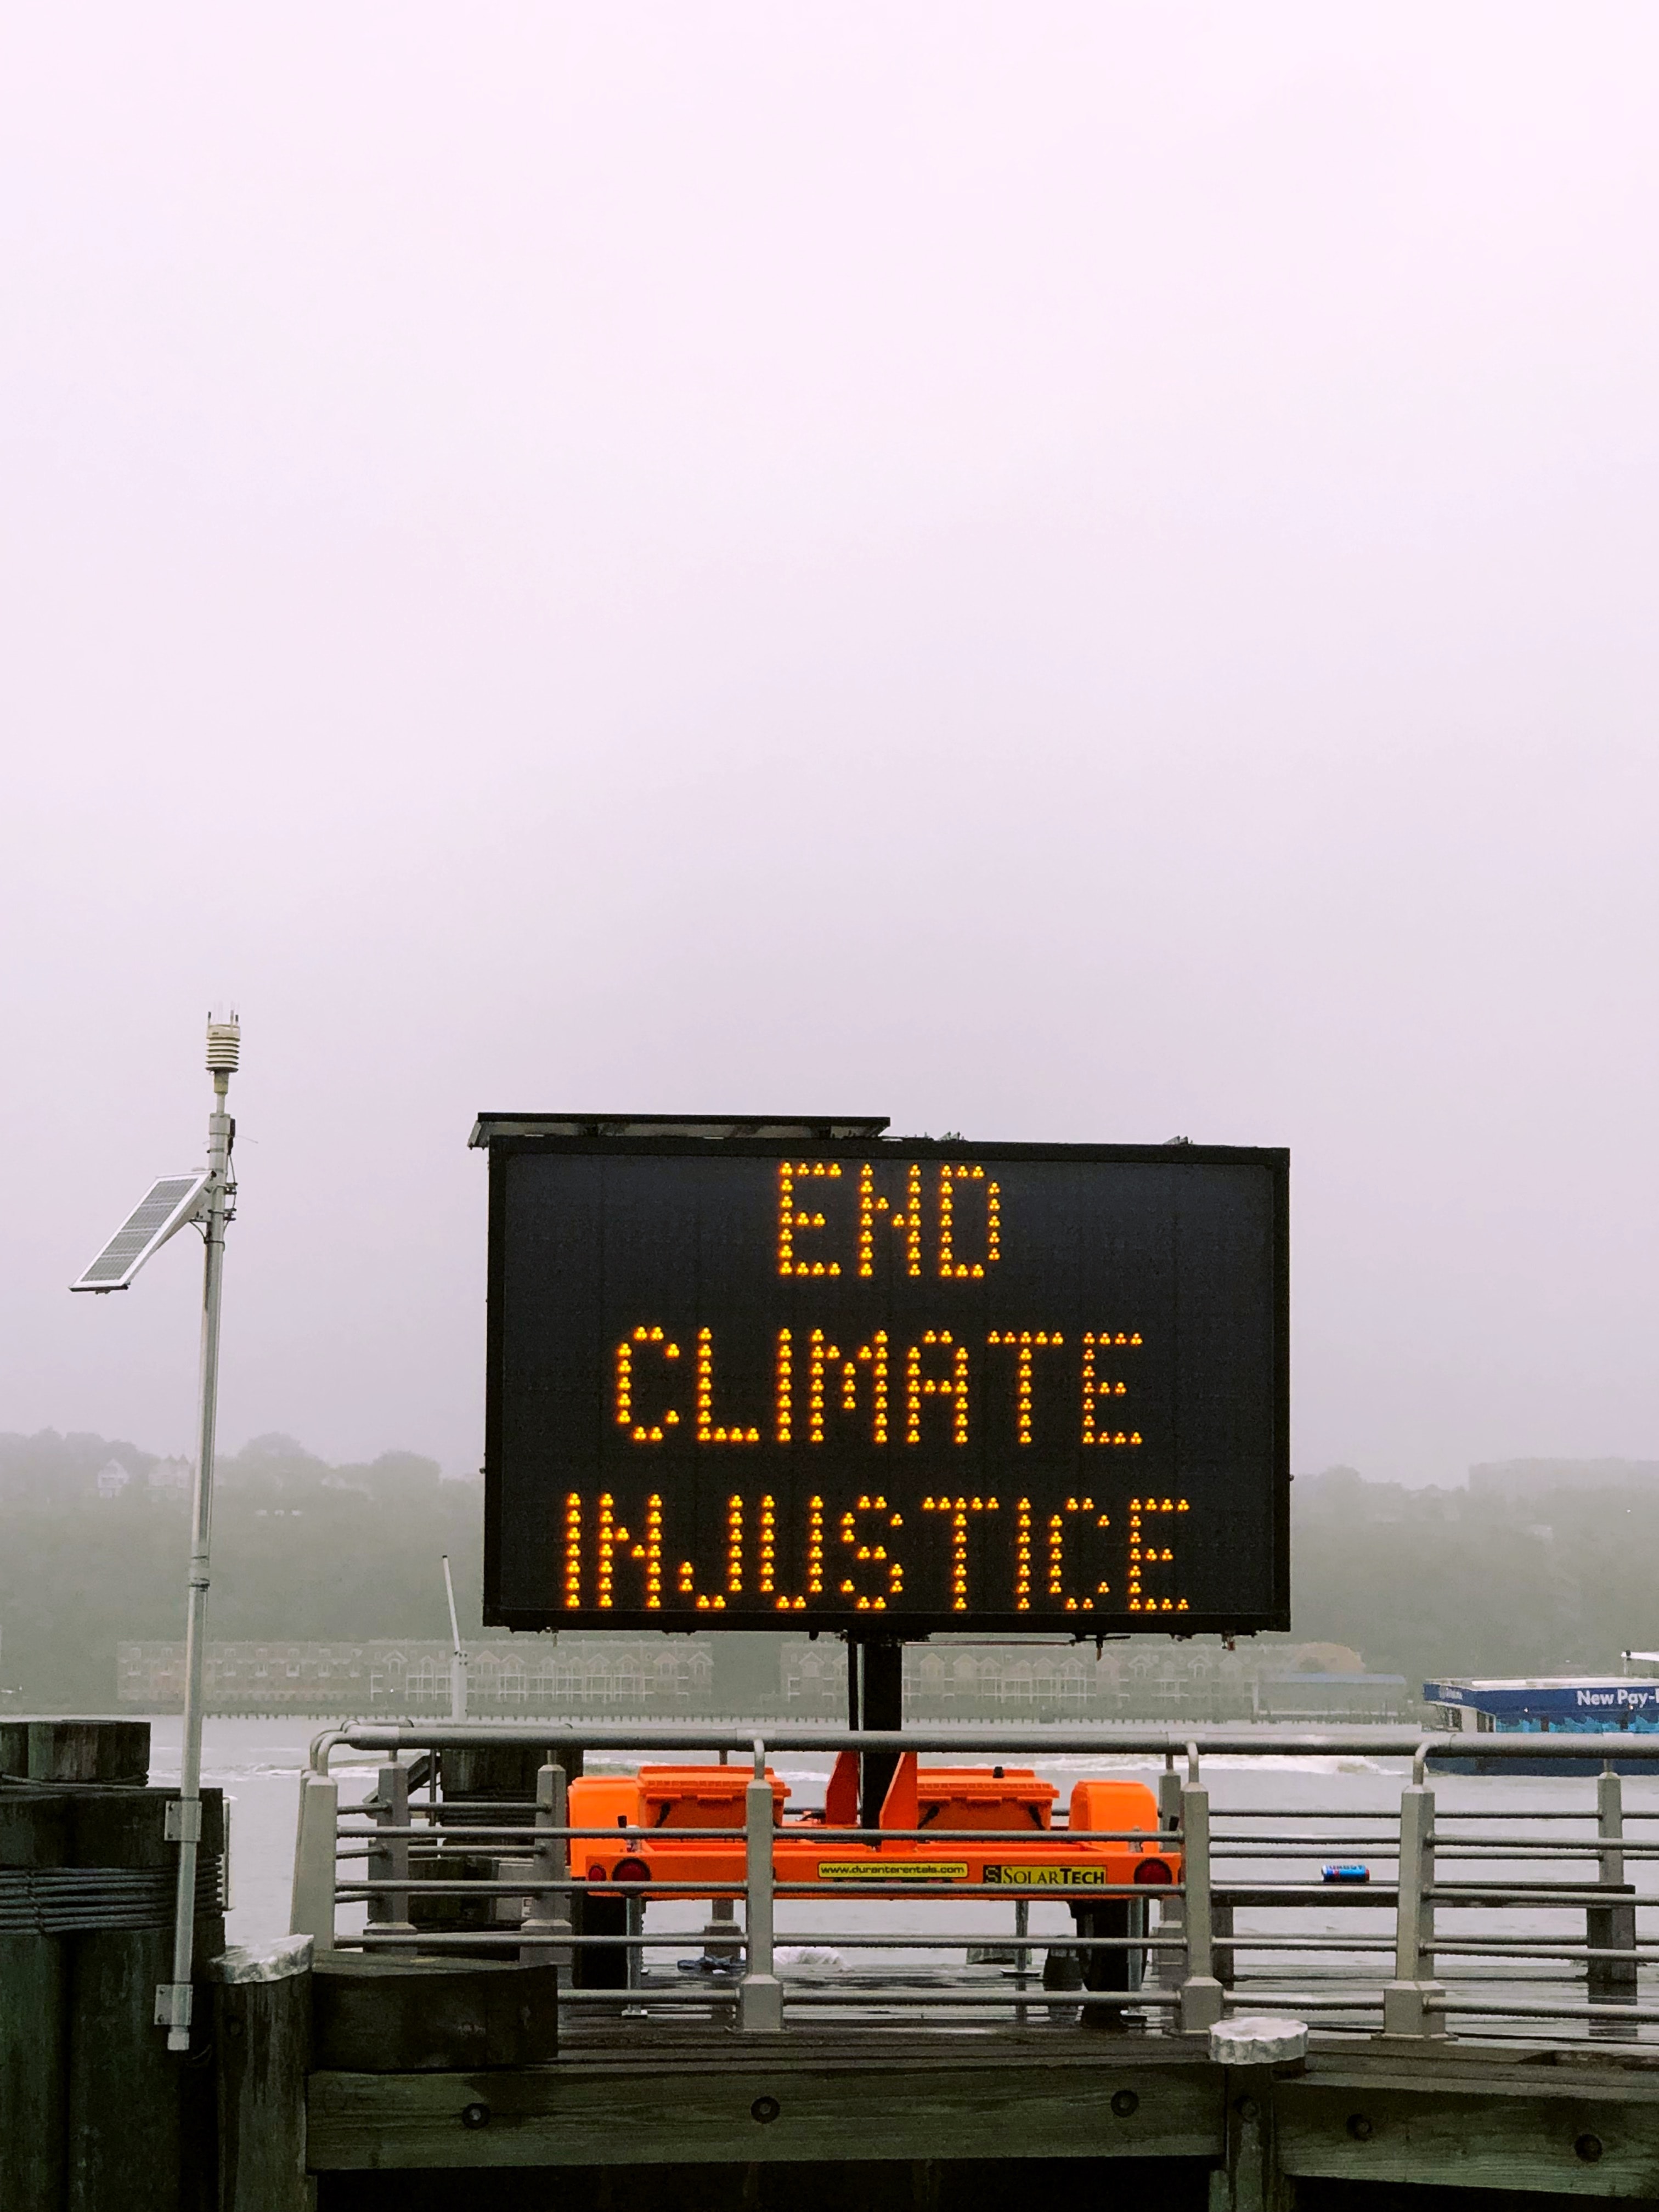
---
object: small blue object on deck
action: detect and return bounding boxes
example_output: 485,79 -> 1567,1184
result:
1321,1864 -> 1369,1883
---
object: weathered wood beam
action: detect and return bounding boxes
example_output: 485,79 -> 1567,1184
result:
1277,2079 -> 1659,2198
308,2055 -> 1222,2171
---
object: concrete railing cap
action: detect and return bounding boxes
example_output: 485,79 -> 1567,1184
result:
1209,2015 -> 1310,2066
209,1934 -> 314,1984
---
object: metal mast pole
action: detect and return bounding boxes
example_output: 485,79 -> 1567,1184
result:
159,1014 -> 239,2050
443,1553 -> 469,1722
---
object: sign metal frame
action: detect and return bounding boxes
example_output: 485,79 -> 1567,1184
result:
478,1123 -> 1290,1639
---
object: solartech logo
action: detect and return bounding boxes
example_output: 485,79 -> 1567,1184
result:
983,1864 -> 1109,1887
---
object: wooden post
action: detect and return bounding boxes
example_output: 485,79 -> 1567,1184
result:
436,1743 -> 548,1805
0,1786 -> 71,2212
64,1784 -> 225,2212
0,1720 -> 29,1776
856,1638 -> 902,1829
27,1719 -> 150,1785
210,1937 -> 313,2212
1216,2067 -> 1293,2212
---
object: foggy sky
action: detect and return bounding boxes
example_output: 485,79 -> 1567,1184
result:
3,4 -> 1657,1488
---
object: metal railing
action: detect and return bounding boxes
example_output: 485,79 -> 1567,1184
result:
289,1722 -> 1659,2042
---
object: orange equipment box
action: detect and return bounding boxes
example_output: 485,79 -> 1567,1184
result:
1068,1778 -> 1165,1843
636,1764 -> 788,1830
915,1765 -> 1056,1833
568,1758 -> 1180,1898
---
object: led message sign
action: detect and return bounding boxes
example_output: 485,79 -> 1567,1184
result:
477,1121 -> 1288,1636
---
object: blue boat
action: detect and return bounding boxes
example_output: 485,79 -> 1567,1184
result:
1423,1677 -> 1659,1774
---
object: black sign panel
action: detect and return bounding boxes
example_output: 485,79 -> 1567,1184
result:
481,1130 -> 1288,1635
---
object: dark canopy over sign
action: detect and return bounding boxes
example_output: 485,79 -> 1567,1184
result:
476,1118 -> 1288,1636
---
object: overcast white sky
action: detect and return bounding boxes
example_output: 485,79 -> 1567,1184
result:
3,4 -> 1657,1487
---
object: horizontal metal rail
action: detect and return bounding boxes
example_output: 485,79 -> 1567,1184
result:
312,1719 -> 1659,1770
550,1985 -> 1176,2010
1431,1995 -> 1659,2024
341,1928 -> 1184,1951
340,1876 -> 1183,1898
336,1821 -> 1173,1843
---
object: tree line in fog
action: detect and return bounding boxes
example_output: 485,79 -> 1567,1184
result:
4,1431 -> 1658,1708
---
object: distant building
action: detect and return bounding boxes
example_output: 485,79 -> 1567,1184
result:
95,1459 -> 133,1499
318,1473 -> 373,1500
146,1456 -> 192,1495
1469,1459 -> 1659,1501
116,1632 -> 1408,1722
787,1638 -> 1409,1723
117,1635 -> 716,1714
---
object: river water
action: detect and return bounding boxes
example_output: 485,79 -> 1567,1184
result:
149,1716 -> 1659,2034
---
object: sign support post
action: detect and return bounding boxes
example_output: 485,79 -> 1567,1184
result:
854,1635 -> 904,1827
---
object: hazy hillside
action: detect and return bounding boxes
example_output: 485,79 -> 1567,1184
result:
0,1432 -> 484,1707
5,1434 -> 1659,1708
1290,1463 -> 1659,1687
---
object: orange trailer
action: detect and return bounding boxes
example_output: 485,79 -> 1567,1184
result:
570,1753 -> 1180,1897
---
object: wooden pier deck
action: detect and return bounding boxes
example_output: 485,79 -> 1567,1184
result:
307,2013 -> 1659,2210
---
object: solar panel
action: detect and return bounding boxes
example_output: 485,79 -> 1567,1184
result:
70,1171 -> 212,1293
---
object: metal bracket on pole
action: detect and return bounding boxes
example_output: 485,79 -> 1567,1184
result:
164,1800 -> 203,1845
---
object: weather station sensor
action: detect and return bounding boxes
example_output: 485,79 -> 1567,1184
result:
471,1115 -> 1289,1638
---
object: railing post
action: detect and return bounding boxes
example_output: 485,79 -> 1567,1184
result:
1154,1751 -> 1186,2001
1177,1747 -> 1224,2034
520,1762 -> 573,1970
373,1762 -> 415,1950
1589,1762 -> 1637,2017
623,1894 -> 647,2015
1212,1893 -> 1237,1993
1383,1773 -> 1445,2038
289,1771 -> 338,1951
740,1741 -> 783,2034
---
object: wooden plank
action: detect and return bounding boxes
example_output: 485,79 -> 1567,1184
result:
308,2055 -> 1222,2170
1277,2079 -> 1659,2198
